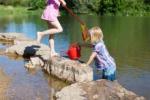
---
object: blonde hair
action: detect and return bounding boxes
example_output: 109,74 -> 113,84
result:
89,26 -> 103,44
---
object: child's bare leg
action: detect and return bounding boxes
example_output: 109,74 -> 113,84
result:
49,34 -> 58,56
37,32 -> 43,43
46,20 -> 63,57
37,20 -> 63,43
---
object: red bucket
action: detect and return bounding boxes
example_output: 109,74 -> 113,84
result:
67,43 -> 81,60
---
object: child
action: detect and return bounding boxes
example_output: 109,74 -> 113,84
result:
37,0 -> 66,57
85,26 -> 116,81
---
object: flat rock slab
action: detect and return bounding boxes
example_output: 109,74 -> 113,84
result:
6,41 -> 51,60
56,79 -> 145,100
0,33 -> 30,42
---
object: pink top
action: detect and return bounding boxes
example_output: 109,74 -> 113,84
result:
41,0 -> 60,21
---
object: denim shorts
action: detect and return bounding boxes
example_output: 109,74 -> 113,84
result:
102,68 -> 116,81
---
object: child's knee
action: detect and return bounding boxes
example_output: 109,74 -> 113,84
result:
58,27 -> 63,33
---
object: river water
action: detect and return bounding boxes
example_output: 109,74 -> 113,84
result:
0,14 -> 150,99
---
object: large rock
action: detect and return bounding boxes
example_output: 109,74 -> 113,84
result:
56,79 -> 145,100
25,56 -> 93,82
43,56 -> 93,82
5,40 -> 93,82
5,41 -> 51,60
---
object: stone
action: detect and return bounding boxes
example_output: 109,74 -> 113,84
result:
43,56 -> 93,82
0,33 -> 146,100
56,83 -> 86,100
5,41 -> 51,59
3,34 -> 93,82
25,57 -> 44,69
25,61 -> 36,69
0,33 -> 30,43
55,79 -> 145,100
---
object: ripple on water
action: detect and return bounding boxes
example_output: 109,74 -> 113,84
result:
0,55 -> 69,100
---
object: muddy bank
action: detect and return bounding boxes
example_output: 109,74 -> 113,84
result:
0,68 -> 11,100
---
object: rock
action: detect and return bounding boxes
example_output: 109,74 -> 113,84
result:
56,83 -> 86,100
0,48 -> 5,55
55,79 -> 145,100
25,61 -> 36,69
5,40 -> 93,82
0,33 -> 146,100
5,41 -> 51,59
25,57 -> 44,69
43,56 -> 93,82
30,57 -> 44,66
0,33 -> 30,43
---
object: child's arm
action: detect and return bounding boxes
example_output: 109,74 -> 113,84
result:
59,0 -> 66,6
86,52 -> 97,65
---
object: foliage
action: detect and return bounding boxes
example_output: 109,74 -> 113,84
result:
0,5 -> 42,17
67,0 -> 148,16
28,0 -> 45,9
87,0 -> 101,14
99,0 -> 145,16
0,0 -> 149,16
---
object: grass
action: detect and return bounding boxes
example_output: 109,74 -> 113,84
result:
0,5 -> 42,17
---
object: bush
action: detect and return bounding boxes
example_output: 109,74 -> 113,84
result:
87,0 -> 101,14
0,0 -> 149,16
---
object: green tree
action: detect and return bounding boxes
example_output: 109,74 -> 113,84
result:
87,0 -> 101,14
0,0 -> 149,16
28,0 -> 45,9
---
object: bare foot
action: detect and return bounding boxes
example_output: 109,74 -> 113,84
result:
37,32 -> 43,43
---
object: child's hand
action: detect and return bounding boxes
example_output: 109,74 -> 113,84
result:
61,1 -> 66,7
81,63 -> 88,67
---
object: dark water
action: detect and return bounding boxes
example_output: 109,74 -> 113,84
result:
0,14 -> 150,99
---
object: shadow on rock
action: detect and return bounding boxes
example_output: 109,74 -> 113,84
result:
23,45 -> 40,58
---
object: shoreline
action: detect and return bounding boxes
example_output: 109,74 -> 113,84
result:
0,5 -> 149,17
0,68 -> 11,100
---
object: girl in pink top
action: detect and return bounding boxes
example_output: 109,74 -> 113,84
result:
37,0 -> 66,57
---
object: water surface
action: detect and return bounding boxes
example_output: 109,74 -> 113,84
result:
0,14 -> 150,99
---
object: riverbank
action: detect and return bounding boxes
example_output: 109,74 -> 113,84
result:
0,5 -> 42,17
0,68 -> 10,100
0,5 -> 149,17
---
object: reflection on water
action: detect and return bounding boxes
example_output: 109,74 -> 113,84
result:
0,14 -> 150,99
0,55 -> 68,99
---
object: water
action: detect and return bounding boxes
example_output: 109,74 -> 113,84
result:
0,14 -> 150,99
0,55 -> 68,99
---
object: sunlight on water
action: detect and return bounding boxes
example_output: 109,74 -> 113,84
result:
0,14 -> 150,99
0,55 -> 68,99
